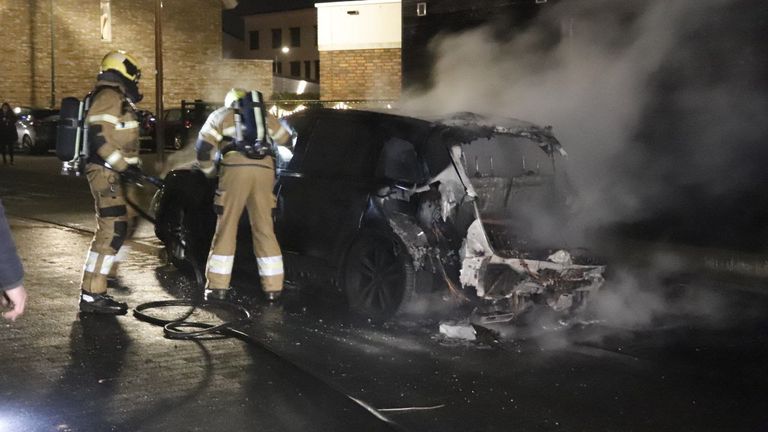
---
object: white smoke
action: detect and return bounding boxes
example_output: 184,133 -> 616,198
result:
400,0 -> 756,240
397,0 -> 768,340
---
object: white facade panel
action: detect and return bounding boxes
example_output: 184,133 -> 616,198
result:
316,0 -> 401,51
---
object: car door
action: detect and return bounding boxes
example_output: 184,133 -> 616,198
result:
276,112 -> 384,268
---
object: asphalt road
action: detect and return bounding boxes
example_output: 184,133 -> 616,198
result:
1,155 -> 767,432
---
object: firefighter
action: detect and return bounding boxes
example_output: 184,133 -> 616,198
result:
196,88 -> 291,302
78,50 -> 144,314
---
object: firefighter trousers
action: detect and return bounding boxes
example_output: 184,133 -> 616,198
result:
205,161 -> 283,293
80,164 -> 137,294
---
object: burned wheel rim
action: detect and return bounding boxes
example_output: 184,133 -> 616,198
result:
344,232 -> 413,318
165,207 -> 190,268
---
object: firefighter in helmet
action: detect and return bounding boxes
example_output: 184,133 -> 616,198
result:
196,88 -> 292,301
78,50 -> 144,314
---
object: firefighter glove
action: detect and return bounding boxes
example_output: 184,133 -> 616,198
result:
120,165 -> 144,185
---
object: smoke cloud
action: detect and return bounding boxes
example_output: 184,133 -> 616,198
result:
398,0 -> 768,340
400,0 -> 767,245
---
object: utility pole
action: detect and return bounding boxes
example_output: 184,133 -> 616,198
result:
50,0 -> 56,108
154,0 -> 165,168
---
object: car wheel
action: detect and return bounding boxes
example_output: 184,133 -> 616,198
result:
21,135 -> 35,154
161,202 -> 205,282
172,133 -> 183,150
343,230 -> 416,319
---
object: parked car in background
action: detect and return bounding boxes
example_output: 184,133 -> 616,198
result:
162,108 -> 188,150
160,101 -> 216,150
154,108 -> 606,321
14,107 -> 59,154
137,109 -> 156,151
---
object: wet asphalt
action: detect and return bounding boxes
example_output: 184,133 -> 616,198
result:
1,155 -> 767,432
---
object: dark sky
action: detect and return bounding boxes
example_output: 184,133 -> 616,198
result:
231,0 -> 340,15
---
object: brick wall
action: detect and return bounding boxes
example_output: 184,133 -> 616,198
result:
0,0 -> 272,110
319,48 -> 401,101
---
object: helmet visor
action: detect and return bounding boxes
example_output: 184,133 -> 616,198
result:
123,59 -> 141,82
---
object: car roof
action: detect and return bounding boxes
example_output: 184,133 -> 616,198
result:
285,108 -> 563,154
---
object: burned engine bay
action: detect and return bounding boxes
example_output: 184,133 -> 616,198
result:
377,112 -> 605,323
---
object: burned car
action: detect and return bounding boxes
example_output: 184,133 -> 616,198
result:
153,108 -> 605,320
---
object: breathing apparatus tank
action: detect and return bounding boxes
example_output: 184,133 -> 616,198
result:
56,96 -> 91,176
229,90 -> 274,160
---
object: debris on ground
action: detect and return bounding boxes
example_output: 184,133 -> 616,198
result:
438,321 -> 477,341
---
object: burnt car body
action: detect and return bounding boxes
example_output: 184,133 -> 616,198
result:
153,108 -> 605,319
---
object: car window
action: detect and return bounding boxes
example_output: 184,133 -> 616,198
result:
376,137 -> 427,185
301,116 -> 382,179
423,128 -> 459,177
165,109 -> 181,121
282,113 -> 315,172
31,109 -> 57,118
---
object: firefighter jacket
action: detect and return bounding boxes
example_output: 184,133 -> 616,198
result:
195,107 -> 291,175
85,79 -> 140,172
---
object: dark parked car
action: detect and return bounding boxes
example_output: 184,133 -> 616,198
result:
135,102 -> 214,151
153,108 -> 605,319
15,107 -> 59,154
136,109 -> 156,151
156,102 -> 216,150
161,108 -> 189,150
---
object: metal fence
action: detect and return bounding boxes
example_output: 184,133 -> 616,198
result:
179,98 -> 400,119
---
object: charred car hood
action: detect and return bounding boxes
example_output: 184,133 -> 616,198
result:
431,112 -> 567,157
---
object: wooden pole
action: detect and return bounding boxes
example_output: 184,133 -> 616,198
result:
154,0 -> 165,168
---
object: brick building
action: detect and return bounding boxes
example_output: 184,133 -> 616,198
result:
317,0 -> 401,102
231,8 -> 319,82
0,0 -> 272,110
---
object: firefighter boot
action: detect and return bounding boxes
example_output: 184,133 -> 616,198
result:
79,291 -> 128,315
204,288 -> 230,302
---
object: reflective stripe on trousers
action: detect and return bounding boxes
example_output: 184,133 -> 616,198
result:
205,160 -> 283,293
80,164 -> 137,294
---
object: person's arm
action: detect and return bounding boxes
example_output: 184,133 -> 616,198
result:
2,285 -> 27,322
196,111 -> 223,177
267,114 -> 293,149
86,89 -> 134,172
0,199 -> 26,321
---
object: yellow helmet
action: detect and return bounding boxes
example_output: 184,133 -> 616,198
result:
224,88 -> 248,108
100,50 -> 141,83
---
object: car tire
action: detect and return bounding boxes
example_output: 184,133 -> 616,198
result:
21,135 -> 35,154
161,201 -> 205,281
343,230 -> 417,319
172,133 -> 183,150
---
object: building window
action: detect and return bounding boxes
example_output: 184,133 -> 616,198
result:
304,61 -> 311,80
416,2 -> 427,16
290,61 -> 301,77
249,31 -> 259,50
100,0 -> 112,42
314,60 -> 320,81
271,28 -> 282,49
274,61 -> 283,75
290,27 -> 301,47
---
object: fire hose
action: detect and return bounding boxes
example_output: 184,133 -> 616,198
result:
117,170 -> 404,429
117,171 -> 254,341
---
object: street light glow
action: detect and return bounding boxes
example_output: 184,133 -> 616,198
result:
281,46 -> 290,54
